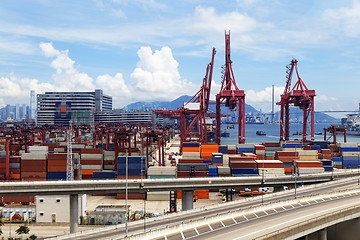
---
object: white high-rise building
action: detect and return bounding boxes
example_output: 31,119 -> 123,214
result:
30,90 -> 36,119
15,104 -> 19,120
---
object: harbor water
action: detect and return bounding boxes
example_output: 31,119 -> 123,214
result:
220,123 -> 360,144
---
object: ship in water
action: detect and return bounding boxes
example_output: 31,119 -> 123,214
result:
341,108 -> 360,136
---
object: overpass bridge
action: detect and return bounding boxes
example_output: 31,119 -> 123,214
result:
41,176 -> 360,239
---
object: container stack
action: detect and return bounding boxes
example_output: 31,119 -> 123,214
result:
201,144 -> 219,163
263,142 -> 282,152
321,159 -> 333,172
265,152 -> 275,160
230,156 -> 258,176
294,160 -> 325,174
227,145 -> 237,154
80,148 -> 103,180
47,153 -> 67,180
117,156 -> 147,199
212,153 -> 223,166
93,171 -> 117,180
219,145 -> 228,154
275,151 -> 298,175
9,156 -> 21,180
255,160 -> 284,176
208,165 -> 218,177
217,166 -> 231,177
147,166 -> 176,201
332,157 -> 342,169
339,143 -> 360,169
182,142 -> 201,160
177,164 -> 208,178
282,142 -> 303,151
255,145 -> 266,159
103,151 -> 115,170
236,144 -> 255,154
311,141 -> 329,150
21,152 -> 47,181
319,149 -> 332,160
297,150 -> 318,161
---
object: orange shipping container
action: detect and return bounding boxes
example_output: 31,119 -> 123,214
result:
10,174 -> 20,179
48,165 -> 67,172
182,147 -> 200,152
81,169 -> 102,175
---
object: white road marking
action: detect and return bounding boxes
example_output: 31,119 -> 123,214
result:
273,208 -> 278,212
194,228 -> 199,235
243,215 -> 249,221
232,218 -> 237,223
253,212 -> 258,218
220,221 -> 225,227
233,200 -> 360,240
263,210 -> 268,215
181,231 -> 185,239
208,224 -> 213,231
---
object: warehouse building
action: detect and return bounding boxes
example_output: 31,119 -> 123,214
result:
36,89 -> 112,126
94,109 -> 156,125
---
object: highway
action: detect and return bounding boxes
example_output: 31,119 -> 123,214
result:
185,192 -> 360,240
1,170 -> 359,196
48,176 -> 360,240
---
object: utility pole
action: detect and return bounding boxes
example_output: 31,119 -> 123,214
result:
66,120 -> 74,181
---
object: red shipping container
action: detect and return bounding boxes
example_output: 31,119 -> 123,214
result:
117,193 -> 145,199
81,175 -> 93,180
276,151 -> 298,157
262,142 -> 280,147
230,156 -> 255,161
21,160 -> 46,166
257,162 -> 283,168
0,163 -> 6,168
231,161 -> 257,168
10,168 -> 20,174
48,160 -> 67,166
295,161 -> 323,168
1,196 -> 35,204
21,172 -> 47,178
81,149 -> 103,154
21,165 -> 47,172
48,153 -> 67,160
212,163 -> 223,166
10,157 -> 21,163
80,160 -> 102,165
22,177 -> 46,181
48,165 -> 67,172
103,160 -> 114,165
178,159 -> 203,164
255,145 -> 265,150
227,150 -> 237,154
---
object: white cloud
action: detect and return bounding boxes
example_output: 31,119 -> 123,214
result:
323,1 -> 360,38
0,43 -> 196,108
245,86 -> 284,112
130,46 -> 195,101
191,6 -> 270,42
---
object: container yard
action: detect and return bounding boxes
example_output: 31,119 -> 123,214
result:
0,29 -> 358,240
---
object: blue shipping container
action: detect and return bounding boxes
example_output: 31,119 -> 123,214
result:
47,172 -> 66,180
231,168 -> 258,175
93,171 -> 117,179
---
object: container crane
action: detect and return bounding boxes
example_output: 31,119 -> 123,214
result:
156,48 -> 216,149
215,31 -> 246,144
277,59 -> 316,142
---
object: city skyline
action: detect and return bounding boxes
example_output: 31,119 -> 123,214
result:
0,1 -> 359,117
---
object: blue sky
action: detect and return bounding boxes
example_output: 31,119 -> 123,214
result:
0,0 -> 360,116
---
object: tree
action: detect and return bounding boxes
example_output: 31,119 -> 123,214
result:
29,234 -> 37,240
15,225 -> 30,239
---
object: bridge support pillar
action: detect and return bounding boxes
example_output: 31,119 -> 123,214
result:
70,194 -> 79,233
318,228 -> 327,240
182,190 -> 194,211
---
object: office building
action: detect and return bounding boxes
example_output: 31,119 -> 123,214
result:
37,89 -> 112,126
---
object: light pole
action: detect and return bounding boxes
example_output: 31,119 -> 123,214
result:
358,154 -> 359,185
125,155 -> 128,237
261,160 -> 265,205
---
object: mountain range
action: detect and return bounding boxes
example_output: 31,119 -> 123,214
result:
123,95 -> 338,122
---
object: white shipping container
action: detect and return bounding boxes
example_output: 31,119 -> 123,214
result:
296,150 -> 318,156
183,102 -> 201,111
148,167 -> 177,175
147,192 -> 170,201
81,165 -> 102,170
81,154 -> 103,160
298,167 -> 325,174
21,153 -> 47,160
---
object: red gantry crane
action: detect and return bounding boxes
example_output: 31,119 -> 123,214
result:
277,59 -> 316,142
215,31 -> 245,144
155,48 -> 216,149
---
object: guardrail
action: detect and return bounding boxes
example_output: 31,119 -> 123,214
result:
0,169 -> 359,196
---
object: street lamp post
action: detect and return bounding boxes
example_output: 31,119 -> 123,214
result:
125,155 -> 128,237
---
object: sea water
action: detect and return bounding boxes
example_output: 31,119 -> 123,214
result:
220,123 -> 360,144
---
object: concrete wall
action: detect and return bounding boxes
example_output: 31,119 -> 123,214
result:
35,195 -> 86,223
